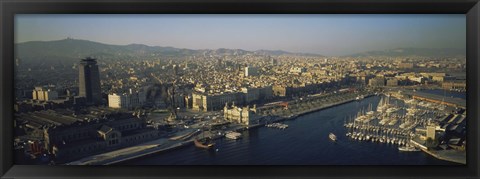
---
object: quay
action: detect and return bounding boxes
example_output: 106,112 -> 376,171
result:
420,148 -> 466,165
410,139 -> 466,165
259,91 -> 375,121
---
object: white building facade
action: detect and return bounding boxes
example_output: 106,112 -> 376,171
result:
32,86 -> 58,101
108,90 -> 146,109
244,66 -> 259,77
224,103 -> 260,125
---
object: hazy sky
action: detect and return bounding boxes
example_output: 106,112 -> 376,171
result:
15,14 -> 466,56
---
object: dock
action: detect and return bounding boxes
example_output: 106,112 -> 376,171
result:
420,148 -> 466,165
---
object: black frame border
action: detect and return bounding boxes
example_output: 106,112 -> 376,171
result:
1,0 -> 479,178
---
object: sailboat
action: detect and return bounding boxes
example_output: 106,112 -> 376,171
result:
398,136 -> 420,152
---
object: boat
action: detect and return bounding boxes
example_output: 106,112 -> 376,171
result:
329,133 -> 337,141
355,95 -> 364,101
388,118 -> 398,126
225,131 -> 242,140
378,117 -> 390,125
398,145 -> 420,152
386,107 -> 399,113
194,138 -> 215,149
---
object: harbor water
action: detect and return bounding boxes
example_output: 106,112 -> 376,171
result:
121,96 -> 457,165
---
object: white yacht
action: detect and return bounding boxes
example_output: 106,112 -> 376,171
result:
225,131 -> 242,140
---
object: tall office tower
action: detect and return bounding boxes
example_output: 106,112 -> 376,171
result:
217,58 -> 223,67
78,57 -> 102,105
244,66 -> 259,77
173,64 -> 179,76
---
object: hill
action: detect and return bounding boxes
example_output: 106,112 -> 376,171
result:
346,48 -> 465,58
15,38 -> 323,64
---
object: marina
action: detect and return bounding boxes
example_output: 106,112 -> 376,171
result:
344,95 -> 420,148
343,93 -> 462,152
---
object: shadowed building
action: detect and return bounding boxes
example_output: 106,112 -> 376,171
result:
14,109 -> 160,163
79,57 -> 102,105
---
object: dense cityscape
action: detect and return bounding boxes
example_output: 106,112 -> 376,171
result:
13,38 -> 467,165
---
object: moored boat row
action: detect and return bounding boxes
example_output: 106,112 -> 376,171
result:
266,123 -> 289,129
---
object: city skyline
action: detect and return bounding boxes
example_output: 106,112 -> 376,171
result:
15,14 -> 466,56
13,14 -> 467,166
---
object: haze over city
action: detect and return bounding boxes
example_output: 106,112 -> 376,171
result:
15,14 -> 465,56
14,14 -> 467,166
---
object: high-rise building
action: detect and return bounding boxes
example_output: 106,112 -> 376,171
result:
271,58 -> 278,65
173,64 -> 179,76
217,58 -> 223,67
78,57 -> 102,105
244,66 -> 259,77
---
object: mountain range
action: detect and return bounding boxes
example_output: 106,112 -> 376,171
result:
15,38 -> 465,64
346,48 -> 465,58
